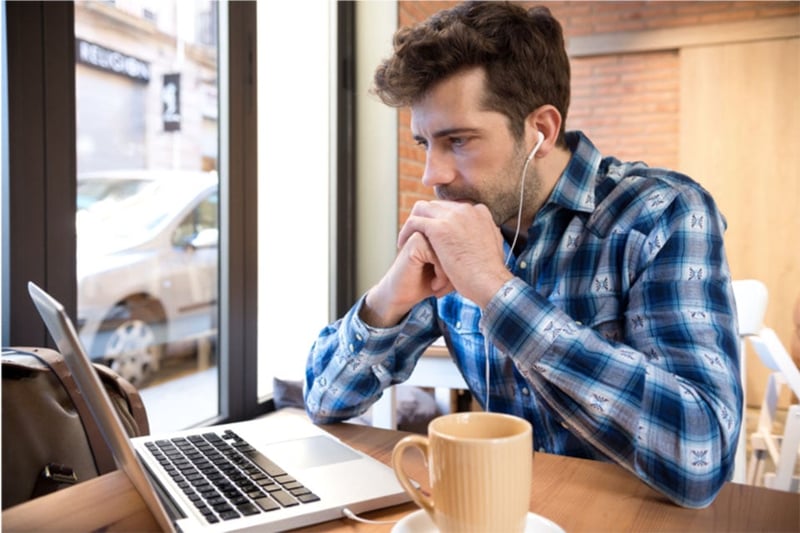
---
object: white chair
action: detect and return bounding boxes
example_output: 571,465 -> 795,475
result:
745,326 -> 800,492
731,279 -> 769,483
733,279 -> 800,492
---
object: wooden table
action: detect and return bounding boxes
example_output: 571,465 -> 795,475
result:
3,421 -> 799,532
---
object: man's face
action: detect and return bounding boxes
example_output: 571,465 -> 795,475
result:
410,68 -> 538,228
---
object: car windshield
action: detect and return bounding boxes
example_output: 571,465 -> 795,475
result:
77,177 -> 152,210
77,175 -> 214,247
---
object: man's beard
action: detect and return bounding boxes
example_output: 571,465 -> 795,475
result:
433,143 -> 540,227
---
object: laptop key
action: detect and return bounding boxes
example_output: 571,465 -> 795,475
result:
219,510 -> 240,521
237,503 -> 261,516
297,493 -> 321,504
212,502 -> 234,513
238,481 -> 258,492
207,497 -> 227,507
230,496 -> 249,506
270,489 -> 299,507
221,487 -> 243,499
254,497 -> 280,512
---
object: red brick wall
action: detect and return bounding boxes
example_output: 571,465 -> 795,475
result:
393,1 -> 799,227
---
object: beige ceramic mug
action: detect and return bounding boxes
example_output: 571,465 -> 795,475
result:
392,412 -> 533,533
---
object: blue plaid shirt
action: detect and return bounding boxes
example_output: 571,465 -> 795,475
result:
304,131 -> 742,509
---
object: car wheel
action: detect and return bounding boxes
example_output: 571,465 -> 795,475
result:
101,298 -> 165,387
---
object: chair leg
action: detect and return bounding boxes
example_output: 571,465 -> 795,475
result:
770,405 -> 800,492
747,448 -> 766,486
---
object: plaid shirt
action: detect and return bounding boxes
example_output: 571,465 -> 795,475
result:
304,131 -> 742,508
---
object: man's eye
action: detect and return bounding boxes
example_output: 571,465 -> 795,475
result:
415,139 -> 428,149
449,137 -> 466,147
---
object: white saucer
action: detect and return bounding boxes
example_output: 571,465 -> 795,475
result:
391,509 -> 565,533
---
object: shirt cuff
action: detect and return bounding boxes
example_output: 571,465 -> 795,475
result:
344,294 -> 412,357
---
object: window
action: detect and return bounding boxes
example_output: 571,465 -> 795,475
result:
2,1 -> 354,426
2,1 -> 262,428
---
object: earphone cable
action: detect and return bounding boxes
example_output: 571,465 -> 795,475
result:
493,133 -> 543,412
342,507 -> 401,525
504,148 -> 536,268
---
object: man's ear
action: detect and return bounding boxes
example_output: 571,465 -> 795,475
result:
524,105 -> 562,157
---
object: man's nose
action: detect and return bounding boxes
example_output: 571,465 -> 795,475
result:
421,151 -> 456,188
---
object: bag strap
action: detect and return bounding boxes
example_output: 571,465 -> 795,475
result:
20,347 -> 117,475
93,363 -> 150,436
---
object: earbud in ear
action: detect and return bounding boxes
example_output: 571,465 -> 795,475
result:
526,131 -> 545,162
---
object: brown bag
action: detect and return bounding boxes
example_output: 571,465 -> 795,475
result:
1,346 -> 149,509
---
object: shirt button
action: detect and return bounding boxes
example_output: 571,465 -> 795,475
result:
356,334 -> 363,341
456,321 -> 462,330
349,343 -> 355,353
575,321 -> 582,326
318,377 -> 327,386
538,447 -> 545,453
519,261 -> 528,269
521,388 -> 530,396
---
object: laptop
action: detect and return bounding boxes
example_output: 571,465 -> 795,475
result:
28,281 -> 410,532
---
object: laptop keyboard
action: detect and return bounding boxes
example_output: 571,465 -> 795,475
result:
144,429 -> 320,524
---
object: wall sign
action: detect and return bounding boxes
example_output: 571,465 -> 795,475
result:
76,38 -> 150,83
162,73 -> 181,132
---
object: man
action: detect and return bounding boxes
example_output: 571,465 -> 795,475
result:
304,1 -> 741,509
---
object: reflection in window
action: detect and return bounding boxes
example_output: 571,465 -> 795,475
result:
173,192 -> 219,248
75,0 -> 221,432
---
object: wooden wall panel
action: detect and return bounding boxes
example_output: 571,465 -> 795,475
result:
679,38 -> 800,406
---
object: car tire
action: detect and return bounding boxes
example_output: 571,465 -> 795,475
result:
101,297 -> 165,387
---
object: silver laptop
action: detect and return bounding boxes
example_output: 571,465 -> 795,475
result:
28,281 -> 409,532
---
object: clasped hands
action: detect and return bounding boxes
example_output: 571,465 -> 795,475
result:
361,200 -> 514,328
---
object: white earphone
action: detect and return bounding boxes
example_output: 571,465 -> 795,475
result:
504,130 -> 545,268
526,130 -> 545,162
488,130 -> 546,412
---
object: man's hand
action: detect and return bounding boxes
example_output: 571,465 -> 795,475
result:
360,231 -> 455,328
397,200 -> 512,308
360,199 -> 513,328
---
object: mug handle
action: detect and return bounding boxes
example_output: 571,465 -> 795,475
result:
391,435 -> 434,516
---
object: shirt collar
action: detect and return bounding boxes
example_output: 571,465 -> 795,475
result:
545,130 -> 601,215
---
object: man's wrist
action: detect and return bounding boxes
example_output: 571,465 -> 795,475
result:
472,270 -> 515,309
360,287 -> 405,328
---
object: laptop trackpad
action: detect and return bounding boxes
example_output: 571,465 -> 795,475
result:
261,435 -> 361,469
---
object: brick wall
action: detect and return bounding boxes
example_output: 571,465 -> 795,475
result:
393,1 -> 800,227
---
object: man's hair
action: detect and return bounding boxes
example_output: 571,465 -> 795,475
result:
373,1 -> 571,141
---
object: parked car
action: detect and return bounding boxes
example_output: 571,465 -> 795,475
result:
76,170 -> 219,386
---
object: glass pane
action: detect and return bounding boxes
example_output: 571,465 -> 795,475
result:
75,0 -> 220,432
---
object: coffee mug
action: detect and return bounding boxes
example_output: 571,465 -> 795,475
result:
392,412 -> 533,533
